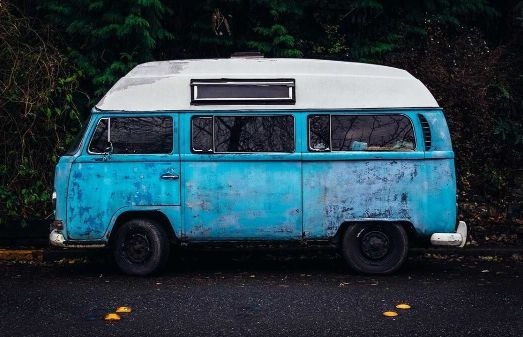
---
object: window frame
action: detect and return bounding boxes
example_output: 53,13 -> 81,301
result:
190,116 -> 214,153
307,114 -> 417,152
87,117 -> 110,155
87,116 -> 174,155
307,114 -> 332,152
190,79 -> 296,105
190,114 -> 296,154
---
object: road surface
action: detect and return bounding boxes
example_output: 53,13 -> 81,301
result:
0,248 -> 521,337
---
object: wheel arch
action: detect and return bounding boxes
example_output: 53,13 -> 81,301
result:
108,210 -> 177,245
333,220 -> 418,247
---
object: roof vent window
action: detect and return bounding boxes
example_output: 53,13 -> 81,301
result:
191,79 -> 295,105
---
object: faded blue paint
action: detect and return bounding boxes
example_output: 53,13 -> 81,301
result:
66,159 -> 180,239
53,156 -> 74,235
53,108 -> 458,244
302,157 -> 455,238
181,156 -> 302,240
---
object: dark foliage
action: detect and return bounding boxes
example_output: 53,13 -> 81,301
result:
0,2 -> 82,221
1,0 -> 522,244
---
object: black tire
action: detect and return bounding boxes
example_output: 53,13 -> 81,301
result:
112,218 -> 170,276
341,222 -> 408,275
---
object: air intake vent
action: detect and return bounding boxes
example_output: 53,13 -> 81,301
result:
418,114 -> 432,151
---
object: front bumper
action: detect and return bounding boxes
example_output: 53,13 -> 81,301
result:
430,221 -> 467,248
49,230 -> 106,248
50,229 -> 66,247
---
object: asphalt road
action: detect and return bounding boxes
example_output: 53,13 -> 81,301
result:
0,249 -> 522,337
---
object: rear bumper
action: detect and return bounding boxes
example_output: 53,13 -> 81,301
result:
430,221 -> 467,248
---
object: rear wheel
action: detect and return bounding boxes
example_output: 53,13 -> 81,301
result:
341,222 -> 408,274
112,218 -> 170,276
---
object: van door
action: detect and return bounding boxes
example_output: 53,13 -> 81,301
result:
66,115 -> 180,240
182,114 -> 302,240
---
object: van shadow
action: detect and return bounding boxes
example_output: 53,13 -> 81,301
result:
169,246 -> 348,275
39,246 -> 455,278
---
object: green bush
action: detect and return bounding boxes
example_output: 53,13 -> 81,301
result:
0,3 -> 82,222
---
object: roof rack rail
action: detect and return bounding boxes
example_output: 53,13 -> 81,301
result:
230,51 -> 264,58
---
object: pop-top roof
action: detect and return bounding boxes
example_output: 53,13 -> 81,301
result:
95,58 -> 439,111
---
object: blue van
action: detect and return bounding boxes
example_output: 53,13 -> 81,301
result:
50,58 -> 467,275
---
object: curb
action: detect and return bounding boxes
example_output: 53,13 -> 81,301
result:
0,247 -> 521,263
0,249 -> 43,262
409,247 -> 523,257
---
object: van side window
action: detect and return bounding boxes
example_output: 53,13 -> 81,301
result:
88,117 -> 173,154
309,115 -> 415,152
191,117 -> 213,152
191,115 -> 295,153
89,118 -> 109,154
309,115 -> 330,151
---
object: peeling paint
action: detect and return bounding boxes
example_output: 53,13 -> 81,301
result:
303,157 -> 456,238
182,160 -> 302,240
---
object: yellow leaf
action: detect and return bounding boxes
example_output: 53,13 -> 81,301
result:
104,313 -> 121,321
116,306 -> 132,313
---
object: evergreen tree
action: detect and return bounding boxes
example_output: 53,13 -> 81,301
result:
301,0 -> 498,61
246,0 -> 303,57
39,0 -> 173,98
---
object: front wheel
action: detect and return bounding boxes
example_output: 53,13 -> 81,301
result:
112,218 -> 170,276
341,222 -> 408,275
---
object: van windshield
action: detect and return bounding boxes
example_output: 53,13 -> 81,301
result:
63,118 -> 90,156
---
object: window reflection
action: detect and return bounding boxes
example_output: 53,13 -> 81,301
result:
191,117 -> 213,152
308,115 -> 415,152
191,115 -> 295,153
88,117 -> 173,154
308,115 -> 330,151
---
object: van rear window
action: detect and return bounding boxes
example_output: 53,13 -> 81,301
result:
88,117 -> 173,154
191,115 -> 294,153
309,115 -> 415,152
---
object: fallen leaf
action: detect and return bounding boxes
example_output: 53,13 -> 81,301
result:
104,313 -> 121,321
116,306 -> 132,313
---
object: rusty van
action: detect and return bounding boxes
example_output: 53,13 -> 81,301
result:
50,57 -> 467,275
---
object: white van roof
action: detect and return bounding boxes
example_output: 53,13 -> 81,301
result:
95,58 -> 439,111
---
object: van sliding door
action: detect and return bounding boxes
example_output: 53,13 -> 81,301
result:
181,114 -> 302,240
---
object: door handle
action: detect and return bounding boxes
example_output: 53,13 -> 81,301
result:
160,173 -> 179,180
